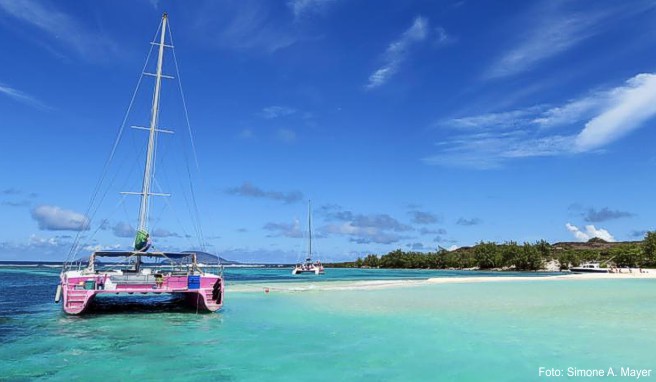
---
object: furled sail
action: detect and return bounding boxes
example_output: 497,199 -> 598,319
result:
134,229 -> 151,252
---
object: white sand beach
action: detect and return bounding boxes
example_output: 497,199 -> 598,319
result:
426,269 -> 656,284
227,279 -> 427,293
226,269 -> 656,293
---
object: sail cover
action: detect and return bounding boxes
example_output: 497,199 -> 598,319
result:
134,229 -> 151,251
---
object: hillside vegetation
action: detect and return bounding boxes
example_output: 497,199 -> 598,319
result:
326,232 -> 656,271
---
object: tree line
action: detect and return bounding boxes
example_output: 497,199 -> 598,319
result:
325,232 -> 656,271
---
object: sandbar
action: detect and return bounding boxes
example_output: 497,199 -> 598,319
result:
226,269 -> 656,294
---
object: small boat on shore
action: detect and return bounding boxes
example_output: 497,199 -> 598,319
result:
292,201 -> 324,275
55,13 -> 224,315
569,262 -> 609,274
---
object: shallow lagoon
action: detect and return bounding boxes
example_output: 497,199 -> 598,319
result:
1,267 -> 654,381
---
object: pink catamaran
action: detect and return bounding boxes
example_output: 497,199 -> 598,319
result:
55,13 -> 224,315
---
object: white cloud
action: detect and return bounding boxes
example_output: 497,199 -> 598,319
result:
83,243 -> 121,252
575,73 -> 656,152
264,219 -> 304,238
323,222 -> 406,244
29,234 -> 62,247
434,27 -> 454,46
277,129 -> 297,143
218,247 -> 301,264
428,72 -> 656,169
486,5 -> 605,79
31,205 -> 90,231
261,106 -> 297,119
239,128 -> 255,139
424,129 -> 574,169
112,222 -> 134,238
0,83 -> 49,109
409,210 -> 440,224
365,16 -> 429,90
226,182 -> 303,204
0,0 -> 119,60
321,209 -> 412,244
288,0 -> 339,19
565,223 -> 615,242
196,1 -> 297,54
151,228 -> 180,238
0,234 -> 73,260
533,96 -> 604,129
446,107 -> 544,130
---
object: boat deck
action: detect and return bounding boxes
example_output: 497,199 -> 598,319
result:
60,272 -> 223,314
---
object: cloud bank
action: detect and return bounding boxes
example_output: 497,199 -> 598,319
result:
565,223 -> 615,242
582,207 -> 633,223
322,209 -> 412,244
427,73 -> 656,169
112,222 -> 134,238
264,220 -> 304,238
31,205 -> 90,231
227,182 -> 303,204
409,210 -> 439,224
456,217 -> 481,226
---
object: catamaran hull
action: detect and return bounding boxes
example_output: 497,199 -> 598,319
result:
59,274 -> 224,315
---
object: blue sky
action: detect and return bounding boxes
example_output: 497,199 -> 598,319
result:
1,0 -> 656,262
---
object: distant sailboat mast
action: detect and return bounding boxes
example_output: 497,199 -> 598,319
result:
292,199 -> 324,275
307,200 -> 312,262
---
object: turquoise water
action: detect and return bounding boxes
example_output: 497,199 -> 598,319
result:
1,267 -> 655,381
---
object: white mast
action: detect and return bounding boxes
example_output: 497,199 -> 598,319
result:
307,199 -> 312,261
137,13 -> 168,232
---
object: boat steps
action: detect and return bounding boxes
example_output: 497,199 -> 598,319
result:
65,290 -> 90,310
67,290 -> 88,300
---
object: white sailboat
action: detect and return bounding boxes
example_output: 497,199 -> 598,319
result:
55,13 -> 224,314
292,200 -> 325,275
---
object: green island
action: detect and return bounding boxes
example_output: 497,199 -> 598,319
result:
325,232 -> 656,271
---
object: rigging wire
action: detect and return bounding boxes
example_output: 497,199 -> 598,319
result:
84,195 -> 130,250
64,18 -> 215,266
156,176 -> 200,250
65,22 -> 163,264
167,22 -> 201,172
168,21 -> 209,253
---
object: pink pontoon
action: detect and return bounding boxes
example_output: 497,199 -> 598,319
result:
57,251 -> 223,314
